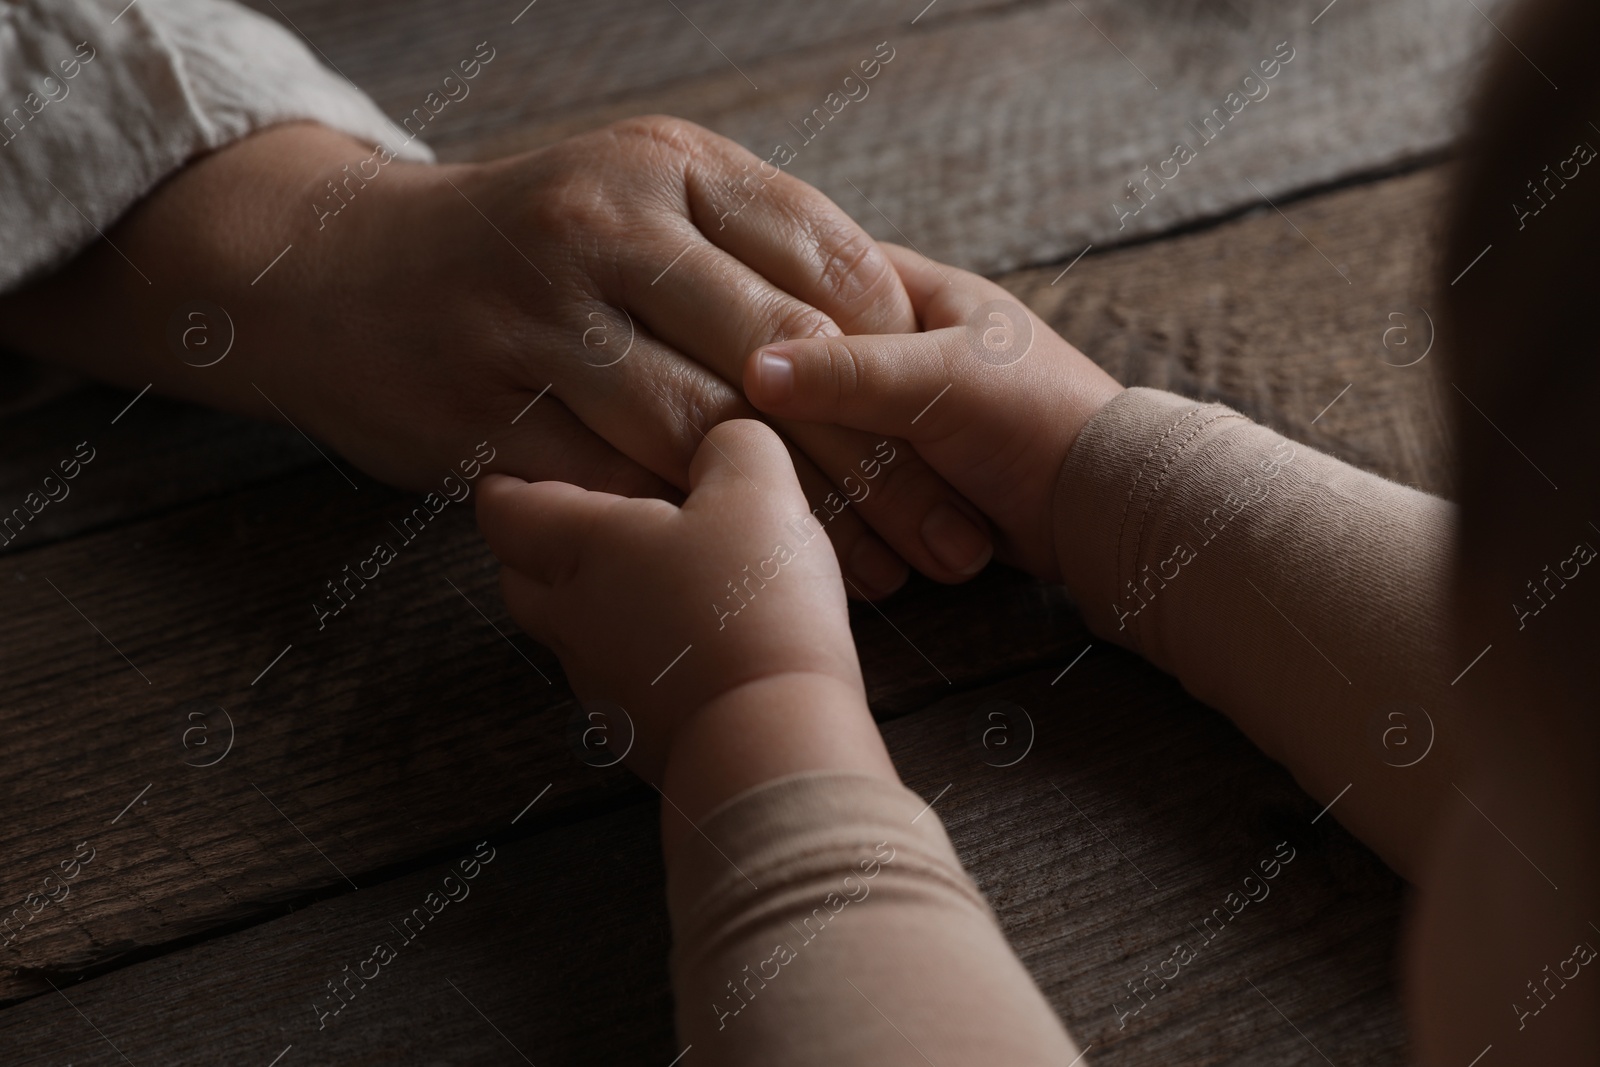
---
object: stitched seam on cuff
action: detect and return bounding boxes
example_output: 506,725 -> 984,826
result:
1125,409 -> 1249,590
1109,405 -> 1208,563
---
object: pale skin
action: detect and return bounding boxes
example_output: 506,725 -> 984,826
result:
482,245 -> 1594,1063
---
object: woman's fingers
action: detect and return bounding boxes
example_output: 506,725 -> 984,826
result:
487,389 -> 679,500
550,314 -> 757,490
781,436 -> 910,599
781,421 -> 993,581
549,325 -> 910,596
579,123 -> 993,589
685,160 -> 916,335
624,227 -> 839,385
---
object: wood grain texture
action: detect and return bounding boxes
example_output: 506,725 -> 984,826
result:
235,0 -> 1505,275
0,655 -> 1405,1067
0,163 -> 1452,1003
240,0 -> 1025,136
0,470 -> 1084,1003
1006,165 -> 1458,496
399,0 -> 1501,275
0,380 -> 317,554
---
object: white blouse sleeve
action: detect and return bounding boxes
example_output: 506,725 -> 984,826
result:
0,0 -> 434,291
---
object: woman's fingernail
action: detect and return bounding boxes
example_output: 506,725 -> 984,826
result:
849,537 -> 909,597
921,503 -> 993,577
755,349 -> 794,402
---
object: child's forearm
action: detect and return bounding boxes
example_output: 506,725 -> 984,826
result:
1052,387 -> 1461,879
663,770 -> 1082,1065
658,677 -> 1082,1062
657,672 -> 898,861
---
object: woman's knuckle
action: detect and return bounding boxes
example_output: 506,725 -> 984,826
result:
613,114 -> 707,158
675,376 -> 743,447
814,222 -> 889,310
767,299 -> 835,346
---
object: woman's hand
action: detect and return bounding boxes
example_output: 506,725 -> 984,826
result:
743,245 -> 1124,582
477,420 -> 897,829
0,119 -> 994,596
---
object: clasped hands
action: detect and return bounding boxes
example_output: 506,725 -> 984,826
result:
1,113 -> 1120,812
447,116 -> 1122,802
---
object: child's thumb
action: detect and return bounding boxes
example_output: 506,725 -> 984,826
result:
741,303 -> 1032,439
684,419 -> 803,509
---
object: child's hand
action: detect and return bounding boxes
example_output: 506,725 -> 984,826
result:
743,246 -> 1123,582
477,420 -> 896,823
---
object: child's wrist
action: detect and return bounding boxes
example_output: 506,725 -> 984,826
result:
657,671 -> 895,859
1044,375 -> 1125,581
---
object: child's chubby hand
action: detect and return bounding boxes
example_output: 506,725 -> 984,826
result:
477,420 -> 894,816
743,245 -> 1124,582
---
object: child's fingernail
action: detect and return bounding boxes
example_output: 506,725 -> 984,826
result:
849,537 -> 909,596
921,503 -> 993,577
755,349 -> 795,402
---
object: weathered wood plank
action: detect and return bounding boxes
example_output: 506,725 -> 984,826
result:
0,379 -> 318,554
1009,165 -> 1458,496
241,0 -> 1502,277
0,163 -> 1452,998
240,0 -> 1019,135
439,0 -> 1501,276
0,655 -> 1405,1066
0,469 -> 1083,1002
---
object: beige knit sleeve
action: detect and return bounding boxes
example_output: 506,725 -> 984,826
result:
1054,387 -> 1461,874
667,771 -> 1082,1065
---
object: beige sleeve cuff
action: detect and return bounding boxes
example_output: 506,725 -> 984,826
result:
668,772 -> 1081,1065
1052,387 -> 1461,868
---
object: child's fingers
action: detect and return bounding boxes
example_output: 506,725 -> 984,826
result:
684,418 -> 807,502
683,419 -> 926,589
476,473 -> 632,585
682,419 -> 940,592
743,240 -> 1043,441
780,437 -> 910,597
743,320 -> 1025,441
497,565 -> 558,650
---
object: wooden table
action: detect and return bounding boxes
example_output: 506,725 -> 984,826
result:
0,0 -> 1497,1062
